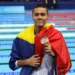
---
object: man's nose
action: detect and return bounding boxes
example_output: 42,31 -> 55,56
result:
38,15 -> 42,19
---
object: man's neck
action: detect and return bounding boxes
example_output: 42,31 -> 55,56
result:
34,26 -> 42,35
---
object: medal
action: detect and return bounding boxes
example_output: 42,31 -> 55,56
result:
41,36 -> 49,44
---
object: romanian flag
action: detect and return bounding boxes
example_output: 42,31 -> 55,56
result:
9,24 -> 71,75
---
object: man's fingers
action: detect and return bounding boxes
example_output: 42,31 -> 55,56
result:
33,62 -> 40,67
34,54 -> 40,57
45,50 -> 51,53
44,46 -> 51,50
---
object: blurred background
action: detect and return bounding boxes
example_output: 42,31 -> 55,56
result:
0,0 -> 75,75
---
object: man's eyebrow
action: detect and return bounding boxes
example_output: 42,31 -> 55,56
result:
34,12 -> 46,14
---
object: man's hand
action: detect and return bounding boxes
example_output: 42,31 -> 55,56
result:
44,42 -> 55,56
26,54 -> 40,67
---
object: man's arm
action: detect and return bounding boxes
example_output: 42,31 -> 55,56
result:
16,54 -> 41,67
9,38 -> 41,70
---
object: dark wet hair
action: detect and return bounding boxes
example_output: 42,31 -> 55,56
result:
32,4 -> 48,13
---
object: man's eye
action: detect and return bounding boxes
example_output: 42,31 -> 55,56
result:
35,13 -> 39,16
41,13 -> 45,16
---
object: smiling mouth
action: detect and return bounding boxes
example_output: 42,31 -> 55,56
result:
37,20 -> 43,23
37,22 -> 43,24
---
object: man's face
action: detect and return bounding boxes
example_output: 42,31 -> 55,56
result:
32,7 -> 48,28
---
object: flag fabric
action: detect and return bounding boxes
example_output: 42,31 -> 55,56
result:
9,25 -> 35,75
35,24 -> 72,75
9,24 -> 71,75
